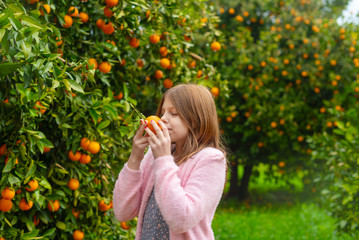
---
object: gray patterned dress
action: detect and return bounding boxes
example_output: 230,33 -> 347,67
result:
141,188 -> 170,240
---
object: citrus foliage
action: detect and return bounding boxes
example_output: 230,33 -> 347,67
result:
0,0 -> 224,238
212,0 -> 358,234
308,106 -> 359,234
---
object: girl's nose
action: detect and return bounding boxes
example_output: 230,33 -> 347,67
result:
160,113 -> 168,123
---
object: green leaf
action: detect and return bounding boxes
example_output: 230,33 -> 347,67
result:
9,17 -> 22,31
39,138 -> 54,148
20,15 -> 44,29
0,8 -> 14,26
24,159 -> 36,182
2,158 -> 15,173
104,105 -> 117,117
123,111 -> 133,125
89,108 -> 99,123
8,173 -> 21,185
0,30 -> 9,51
22,229 -> 40,239
67,79 -> 84,93
56,221 -> 66,230
20,40 -> 32,59
43,228 -> 56,237
97,120 -> 111,130
0,63 -> 22,77
40,178 -> 52,190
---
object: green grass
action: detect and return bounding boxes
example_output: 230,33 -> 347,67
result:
213,202 -> 355,240
213,164 -> 358,240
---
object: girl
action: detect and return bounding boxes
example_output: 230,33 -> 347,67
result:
113,84 -> 227,240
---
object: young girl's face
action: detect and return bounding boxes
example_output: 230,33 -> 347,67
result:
160,97 -> 189,149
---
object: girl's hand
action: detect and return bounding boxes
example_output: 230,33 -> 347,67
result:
145,120 -> 171,159
128,119 -> 149,170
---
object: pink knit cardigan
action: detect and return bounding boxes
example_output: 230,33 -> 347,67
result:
113,147 -> 226,240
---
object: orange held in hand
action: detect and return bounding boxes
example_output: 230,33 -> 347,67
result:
145,116 -> 161,134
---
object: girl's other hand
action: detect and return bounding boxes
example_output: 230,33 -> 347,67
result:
145,120 -> 171,159
128,119 -> 149,170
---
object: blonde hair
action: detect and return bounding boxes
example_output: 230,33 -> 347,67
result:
156,84 -> 226,165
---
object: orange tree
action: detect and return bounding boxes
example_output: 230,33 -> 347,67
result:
209,0 -> 357,204
0,0 -> 225,239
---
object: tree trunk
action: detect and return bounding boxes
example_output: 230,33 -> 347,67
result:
238,164 -> 253,201
227,162 -> 239,198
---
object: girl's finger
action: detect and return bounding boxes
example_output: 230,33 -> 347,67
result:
158,120 -> 170,138
150,120 -> 164,138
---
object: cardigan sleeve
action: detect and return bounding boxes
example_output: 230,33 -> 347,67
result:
153,148 -> 226,233
112,148 -> 152,222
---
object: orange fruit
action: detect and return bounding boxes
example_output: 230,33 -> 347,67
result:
159,46 -> 168,57
121,221 -> 130,230
149,34 -> 160,44
211,87 -> 219,97
63,15 -> 73,28
68,178 -> 80,190
79,12 -> 89,23
72,208 -> 80,218
129,37 -> 140,48
211,41 -> 221,51
228,8 -> 235,15
160,58 -> 171,69
40,4 -> 51,16
80,138 -> 91,150
136,59 -> 144,68
104,7 -> 113,17
0,198 -> 12,212
79,154 -> 91,164
47,200 -> 60,212
187,60 -> 196,69
26,180 -> 39,192
145,116 -> 161,134
278,161 -> 286,167
33,214 -> 40,225
19,198 -> 33,211
99,62 -> 111,73
73,230 -> 85,240
68,6 -> 79,17
68,150 -> 81,161
270,122 -> 277,128
297,136 -> 304,142
0,144 -> 7,156
1,188 -> 15,200
33,101 -> 46,114
88,141 -> 100,154
87,58 -> 98,70
102,22 -> 115,34
163,79 -> 173,88
98,200 -> 111,211
96,19 -> 105,29
154,70 -> 163,79
43,146 -> 51,153
106,0 -> 119,7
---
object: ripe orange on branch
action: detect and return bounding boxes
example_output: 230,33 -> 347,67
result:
19,198 -> 33,211
68,7 -> 79,17
1,188 -> 15,200
26,180 -> 39,192
68,178 -> 80,190
106,0 -> 119,7
0,198 -> 12,212
211,41 -> 221,51
160,58 -> 171,69
63,15 -> 73,28
149,34 -> 160,44
47,200 -> 60,212
99,62 -> 111,73
88,141 -> 100,154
